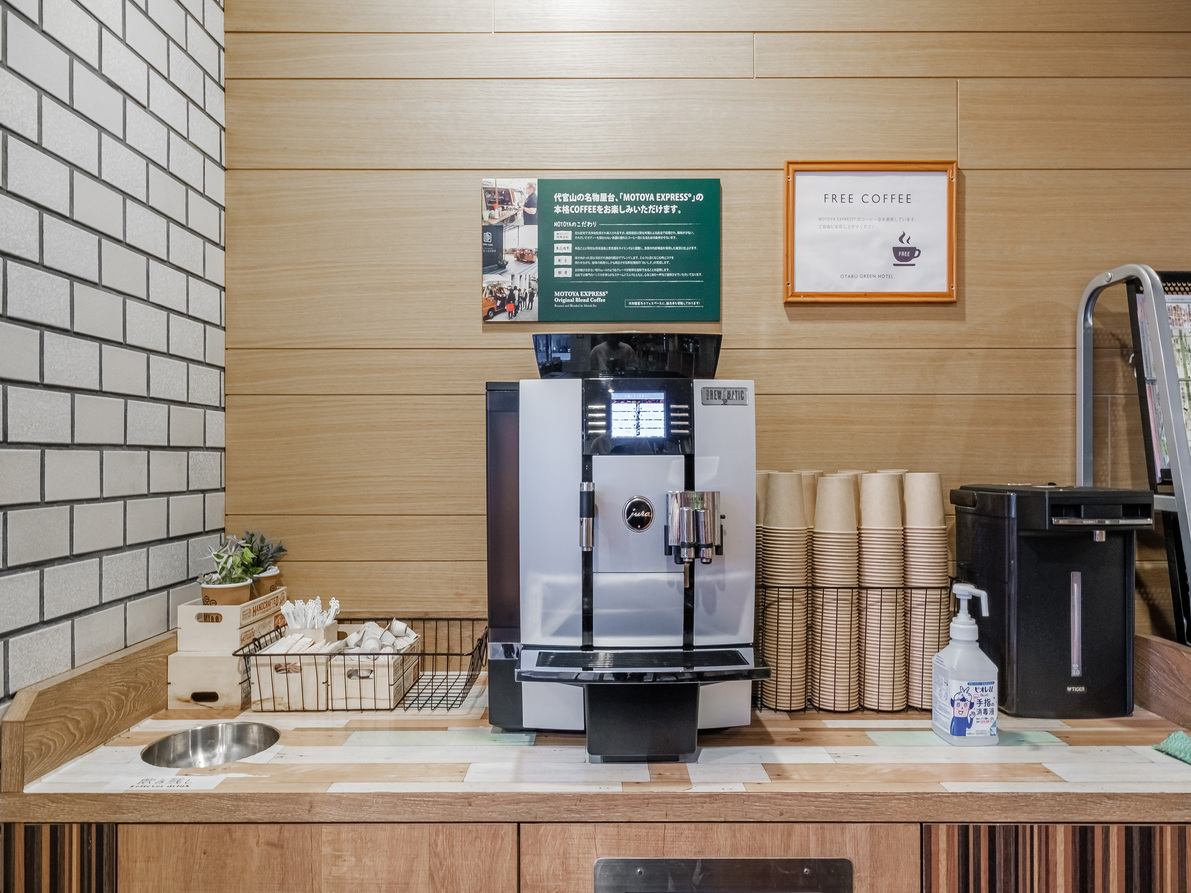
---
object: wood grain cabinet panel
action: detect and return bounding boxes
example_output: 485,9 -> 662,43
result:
923,824 -> 1191,893
521,822 -> 920,893
118,823 -> 517,893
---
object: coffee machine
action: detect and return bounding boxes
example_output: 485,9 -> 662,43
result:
486,334 -> 768,761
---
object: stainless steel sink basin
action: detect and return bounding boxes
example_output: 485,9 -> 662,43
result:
140,722 -> 280,769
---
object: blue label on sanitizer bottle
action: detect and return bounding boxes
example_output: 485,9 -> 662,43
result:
934,677 -> 997,739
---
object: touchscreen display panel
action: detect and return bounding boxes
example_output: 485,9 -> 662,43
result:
610,391 -> 666,438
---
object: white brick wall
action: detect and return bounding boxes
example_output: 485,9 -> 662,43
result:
1,0 -> 225,697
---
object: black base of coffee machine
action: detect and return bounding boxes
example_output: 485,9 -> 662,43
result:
584,683 -> 699,762
952,484 -> 1152,718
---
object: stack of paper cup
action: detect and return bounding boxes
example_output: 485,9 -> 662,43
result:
856,473 -> 907,710
812,475 -> 858,587
762,473 -> 810,587
809,585 -> 859,711
859,473 -> 904,587
902,472 -> 952,708
758,587 -> 807,711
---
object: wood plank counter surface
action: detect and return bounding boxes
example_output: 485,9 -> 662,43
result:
5,676 -> 1191,826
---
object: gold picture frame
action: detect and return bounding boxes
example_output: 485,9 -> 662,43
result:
784,161 -> 957,304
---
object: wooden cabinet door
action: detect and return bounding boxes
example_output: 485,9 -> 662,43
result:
117,823 -> 517,893
521,822 -> 920,893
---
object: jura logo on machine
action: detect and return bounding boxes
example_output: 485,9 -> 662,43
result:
701,387 -> 748,405
623,497 -> 654,531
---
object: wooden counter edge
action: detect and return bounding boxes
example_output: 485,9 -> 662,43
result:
0,631 -> 175,793
4,790 -> 1191,825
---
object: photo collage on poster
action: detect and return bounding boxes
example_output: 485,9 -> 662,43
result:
481,178 -> 540,322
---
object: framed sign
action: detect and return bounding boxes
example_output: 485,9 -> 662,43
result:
482,177 -> 721,324
784,161 -> 956,303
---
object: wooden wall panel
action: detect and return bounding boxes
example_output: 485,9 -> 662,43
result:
491,1 -> 1191,33
520,822 -> 920,893
756,33 -> 1191,78
224,396 -> 483,515
227,33 -> 755,79
959,79 -> 1191,169
225,1 -> 1191,633
225,0 -> 492,34
227,347 -> 1077,398
226,170 -> 1191,350
225,79 -> 957,170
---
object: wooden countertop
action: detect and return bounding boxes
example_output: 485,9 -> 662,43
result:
4,631 -> 1191,826
5,680 -> 1191,825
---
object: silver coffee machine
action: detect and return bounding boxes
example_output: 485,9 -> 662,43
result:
486,334 -> 767,761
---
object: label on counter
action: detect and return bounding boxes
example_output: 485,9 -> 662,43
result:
114,775 -> 227,792
932,667 -> 997,739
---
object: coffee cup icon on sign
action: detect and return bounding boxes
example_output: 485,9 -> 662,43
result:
892,233 -> 921,266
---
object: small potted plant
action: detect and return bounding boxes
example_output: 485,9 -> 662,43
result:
243,530 -> 287,598
200,535 -> 257,605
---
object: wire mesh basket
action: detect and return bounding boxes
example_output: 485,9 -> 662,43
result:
756,585 -> 951,713
237,618 -> 488,712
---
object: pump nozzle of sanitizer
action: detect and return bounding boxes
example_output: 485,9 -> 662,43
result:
950,583 -> 989,641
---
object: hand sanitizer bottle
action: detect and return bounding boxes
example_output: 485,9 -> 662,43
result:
932,583 -> 999,746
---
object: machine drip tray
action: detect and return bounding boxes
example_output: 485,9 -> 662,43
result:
536,649 -> 746,671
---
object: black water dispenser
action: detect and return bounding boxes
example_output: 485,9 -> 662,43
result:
951,484 -> 1152,718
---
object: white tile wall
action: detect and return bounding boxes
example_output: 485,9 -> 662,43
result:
7,506 -> 72,566
74,394 -> 126,443
1,0 -> 224,699
0,196 -> 42,263
73,500 -> 125,553
101,31 -> 148,106
103,449 -> 149,497
149,354 -> 187,401
44,331 -> 101,389
43,215 -> 101,282
0,321 -> 41,382
0,571 -> 42,635
42,96 -> 100,175
8,388 -> 73,444
127,399 -> 169,445
73,283 -> 124,342
7,138 -> 72,215
101,548 -> 148,602
73,173 -> 125,239
169,405 -> 204,446
44,449 -> 101,501
125,103 -> 168,166
43,0 -> 101,68
8,623 -> 72,694
126,496 -> 168,544
126,590 -> 168,643
7,15 -> 71,101
101,344 -> 149,395
0,451 -> 42,506
149,449 -> 187,492
73,604 -> 126,665
0,69 -> 40,140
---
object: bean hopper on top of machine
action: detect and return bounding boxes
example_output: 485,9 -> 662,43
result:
486,334 -> 769,761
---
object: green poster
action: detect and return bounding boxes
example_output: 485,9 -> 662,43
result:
480,178 -> 720,324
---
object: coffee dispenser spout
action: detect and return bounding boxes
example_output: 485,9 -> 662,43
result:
666,490 -> 722,567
